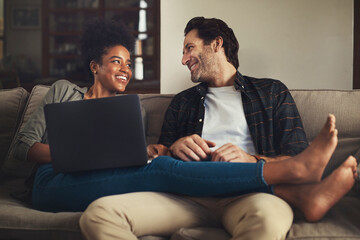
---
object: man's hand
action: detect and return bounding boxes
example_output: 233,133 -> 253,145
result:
147,144 -> 169,159
211,143 -> 257,163
169,134 -> 216,161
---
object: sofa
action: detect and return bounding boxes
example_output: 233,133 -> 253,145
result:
1,83 -> 360,240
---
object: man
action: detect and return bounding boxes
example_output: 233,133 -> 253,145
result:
155,16 -> 306,239
159,17 -> 308,162
79,17 -> 356,240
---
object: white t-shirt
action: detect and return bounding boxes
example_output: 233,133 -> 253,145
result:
202,86 -> 256,155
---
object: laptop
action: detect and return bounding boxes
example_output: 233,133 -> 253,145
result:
44,94 -> 149,173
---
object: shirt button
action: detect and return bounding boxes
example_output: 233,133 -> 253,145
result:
199,119 -> 203,122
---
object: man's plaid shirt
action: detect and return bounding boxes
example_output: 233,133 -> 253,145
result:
158,72 -> 309,157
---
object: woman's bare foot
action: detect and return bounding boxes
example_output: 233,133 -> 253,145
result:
275,156 -> 357,222
264,114 -> 338,185
289,114 -> 338,183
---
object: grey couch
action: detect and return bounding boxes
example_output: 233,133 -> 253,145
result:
1,84 -> 360,240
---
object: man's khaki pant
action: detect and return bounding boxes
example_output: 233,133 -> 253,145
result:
80,192 -> 293,240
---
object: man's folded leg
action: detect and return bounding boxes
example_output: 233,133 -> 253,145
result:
222,193 -> 293,240
79,192 -> 219,240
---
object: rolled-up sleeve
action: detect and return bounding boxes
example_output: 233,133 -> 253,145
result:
11,87 -> 55,162
11,80 -> 85,163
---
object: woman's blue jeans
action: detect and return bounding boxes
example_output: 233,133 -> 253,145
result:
32,156 -> 272,212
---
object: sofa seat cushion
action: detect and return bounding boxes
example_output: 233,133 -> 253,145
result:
0,178 -> 83,240
287,193 -> 360,239
169,193 -> 360,240
2,178 -> 360,240
0,178 -> 171,240
0,87 -> 28,172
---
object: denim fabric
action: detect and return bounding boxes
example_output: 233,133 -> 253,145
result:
32,156 -> 270,212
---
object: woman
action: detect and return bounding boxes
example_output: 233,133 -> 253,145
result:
13,19 -> 356,224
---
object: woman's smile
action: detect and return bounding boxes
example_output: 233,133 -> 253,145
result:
91,45 -> 133,97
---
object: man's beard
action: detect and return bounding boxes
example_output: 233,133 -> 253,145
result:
191,71 -> 201,83
190,52 -> 214,83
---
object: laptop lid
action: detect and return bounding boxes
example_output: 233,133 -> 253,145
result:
44,94 -> 148,173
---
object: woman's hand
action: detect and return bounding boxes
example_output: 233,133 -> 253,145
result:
147,144 -> 169,159
27,142 -> 52,163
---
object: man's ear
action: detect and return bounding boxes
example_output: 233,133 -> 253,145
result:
213,36 -> 224,52
90,60 -> 99,74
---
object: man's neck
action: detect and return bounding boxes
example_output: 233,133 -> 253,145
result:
207,64 -> 237,87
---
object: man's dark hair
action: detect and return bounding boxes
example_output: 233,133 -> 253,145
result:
80,18 -> 135,82
184,17 -> 239,69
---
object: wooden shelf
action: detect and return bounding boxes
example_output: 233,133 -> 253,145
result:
42,0 -> 160,93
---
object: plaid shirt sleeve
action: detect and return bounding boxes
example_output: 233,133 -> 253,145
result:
157,95 -> 181,147
272,81 -> 309,156
158,85 -> 204,147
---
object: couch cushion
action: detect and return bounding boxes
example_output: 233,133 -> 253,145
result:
17,85 -> 51,132
168,194 -> 360,240
0,178 -> 83,240
0,178 -> 169,240
287,194 -> 360,240
291,90 -> 360,177
171,227 -> 231,240
1,85 -> 50,178
291,90 -> 360,141
0,87 -> 29,171
139,94 -> 174,144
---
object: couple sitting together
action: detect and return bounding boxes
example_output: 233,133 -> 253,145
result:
12,16 -> 358,240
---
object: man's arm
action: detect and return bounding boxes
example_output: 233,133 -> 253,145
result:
248,82 -> 308,162
158,90 -> 217,161
157,96 -> 181,148
13,81 -> 84,165
147,144 -> 169,159
272,82 -> 309,156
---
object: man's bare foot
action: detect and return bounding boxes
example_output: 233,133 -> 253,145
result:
289,114 -> 338,183
275,156 -> 357,222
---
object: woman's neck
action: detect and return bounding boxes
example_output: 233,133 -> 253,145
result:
84,82 -> 116,99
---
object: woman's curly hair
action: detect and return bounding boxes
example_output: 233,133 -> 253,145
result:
80,18 -> 135,82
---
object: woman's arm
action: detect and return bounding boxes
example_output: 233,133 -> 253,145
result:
147,144 -> 169,159
13,81 -> 84,165
27,142 -> 52,163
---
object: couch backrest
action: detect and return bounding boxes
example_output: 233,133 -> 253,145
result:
0,88 -> 29,169
1,86 -> 359,180
291,89 -> 360,177
138,94 -> 174,145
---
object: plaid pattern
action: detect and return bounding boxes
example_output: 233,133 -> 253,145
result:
158,72 -> 309,157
